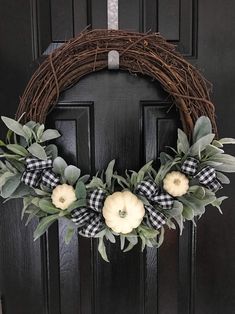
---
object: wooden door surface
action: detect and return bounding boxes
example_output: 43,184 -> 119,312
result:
0,1 -> 235,314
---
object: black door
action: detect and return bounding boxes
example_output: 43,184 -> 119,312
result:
0,1 -> 235,314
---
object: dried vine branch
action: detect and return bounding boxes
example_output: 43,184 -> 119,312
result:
16,29 -> 217,135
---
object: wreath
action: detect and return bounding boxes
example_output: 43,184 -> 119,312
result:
1,30 -> 235,262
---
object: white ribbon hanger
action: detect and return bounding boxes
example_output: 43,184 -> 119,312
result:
107,0 -> 120,69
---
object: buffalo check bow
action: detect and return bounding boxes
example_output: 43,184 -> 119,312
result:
181,157 -> 222,192
21,157 -> 60,189
71,189 -> 105,237
135,180 -> 172,230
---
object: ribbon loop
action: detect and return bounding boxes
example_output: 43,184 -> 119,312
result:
87,189 -> 106,212
181,157 -> 199,176
71,188 -> 106,237
152,193 -> 174,210
145,205 -> 166,230
135,180 -> 159,200
195,166 -> 216,185
195,166 -> 222,192
135,180 -> 168,229
21,157 -> 59,189
181,157 -> 222,193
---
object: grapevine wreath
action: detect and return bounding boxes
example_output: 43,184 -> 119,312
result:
1,29 -> 235,261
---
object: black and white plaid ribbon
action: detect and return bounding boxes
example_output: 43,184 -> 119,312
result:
71,189 -> 105,237
21,157 -> 60,189
135,180 -> 172,229
181,157 -> 222,192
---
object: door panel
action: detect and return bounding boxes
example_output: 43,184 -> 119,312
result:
0,1 -> 235,314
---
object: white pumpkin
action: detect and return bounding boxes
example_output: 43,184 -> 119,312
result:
163,171 -> 189,197
51,183 -> 77,210
102,191 -> 145,234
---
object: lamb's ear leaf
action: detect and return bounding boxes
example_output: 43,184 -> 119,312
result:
64,165 -> 81,185
6,144 -> 28,156
177,129 -> 189,154
75,181 -> 86,199
45,144 -> 58,160
28,143 -> 47,160
38,199 -> 60,214
1,116 -> 26,138
33,214 -> 59,241
193,116 -> 212,143
1,173 -> 21,198
64,226 -> 76,244
189,134 -> 215,157
218,138 -> 235,145
40,129 -> 61,142
105,160 -> 115,188
53,157 -> 67,175
98,236 -> 110,262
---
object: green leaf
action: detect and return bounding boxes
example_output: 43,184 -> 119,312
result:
28,143 -> 47,160
40,129 -> 61,142
78,174 -> 90,184
53,157 -> 68,175
67,199 -> 87,212
209,153 -> 235,165
21,196 -> 34,219
64,165 -> 81,185
22,125 -> 32,140
188,185 -> 206,199
33,188 -> 50,196
5,159 -> 25,172
1,173 -> 21,198
211,196 -> 228,214
120,234 -> 126,250
8,183 -> 35,198
6,144 -> 28,156
207,154 -> 235,172
126,234 -> 138,246
177,129 -> 190,154
213,164 -> 235,173
189,134 -> 215,157
65,226 -> 76,244
167,200 -> 183,217
159,152 -> 174,164
182,205 -> 194,220
219,138 -> 235,145
193,116 -> 212,143
0,140 -> 6,147
173,215 -> 184,235
38,199 -> 60,214
45,144 -> 58,160
112,174 -> 130,188
203,144 -> 224,158
212,140 -> 224,148
98,237 -> 110,262
25,121 -> 37,129
1,116 -> 26,138
138,224 -> 159,239
75,181 -> 87,199
216,172 -> 230,184
105,229 -> 116,243
33,214 -> 59,240
37,124 -> 45,140
0,172 -> 15,188
105,160 -> 115,188
138,160 -> 153,175
86,177 -> 105,189
25,206 -> 41,226
123,242 -> 135,252
157,227 -> 165,248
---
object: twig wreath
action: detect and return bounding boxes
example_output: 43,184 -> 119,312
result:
1,29 -> 235,261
